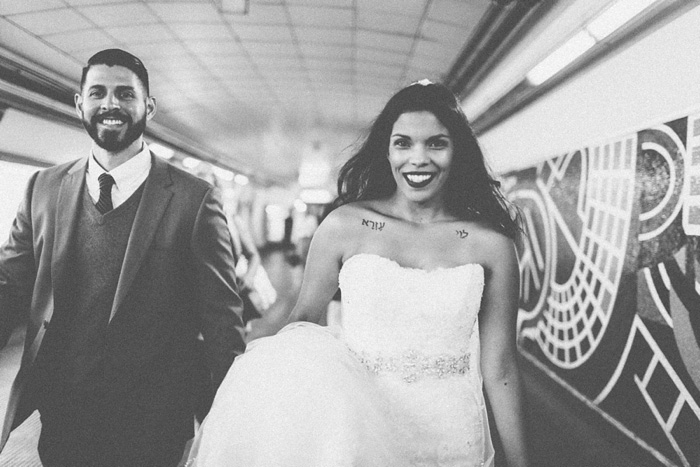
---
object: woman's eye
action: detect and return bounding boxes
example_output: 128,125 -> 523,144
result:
429,140 -> 448,149
393,139 -> 410,148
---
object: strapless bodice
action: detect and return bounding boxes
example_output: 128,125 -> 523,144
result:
339,253 -> 485,382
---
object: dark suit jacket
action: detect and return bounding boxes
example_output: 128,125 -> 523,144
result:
0,154 -> 245,460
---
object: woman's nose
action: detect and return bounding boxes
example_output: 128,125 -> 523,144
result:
408,146 -> 429,165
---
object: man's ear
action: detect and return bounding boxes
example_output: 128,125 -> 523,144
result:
146,96 -> 157,121
74,93 -> 83,118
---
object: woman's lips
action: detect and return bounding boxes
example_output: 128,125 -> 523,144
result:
403,172 -> 436,188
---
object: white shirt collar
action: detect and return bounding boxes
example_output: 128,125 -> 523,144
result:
86,144 -> 152,207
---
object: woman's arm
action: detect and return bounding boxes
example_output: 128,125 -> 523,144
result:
479,234 -> 529,467
286,210 -> 346,324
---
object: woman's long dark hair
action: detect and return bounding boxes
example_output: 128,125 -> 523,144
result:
330,81 -> 522,241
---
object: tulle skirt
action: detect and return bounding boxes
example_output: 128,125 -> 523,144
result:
186,322 -> 407,466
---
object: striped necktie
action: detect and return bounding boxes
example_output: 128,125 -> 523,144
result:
96,173 -> 115,214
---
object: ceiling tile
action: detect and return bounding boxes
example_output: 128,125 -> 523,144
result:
421,19 -> 469,45
305,59 -> 352,72
0,0 -> 65,15
357,10 -> 421,34
149,2 -> 222,23
285,0 -> 353,6
356,61 -> 403,79
226,4 -> 287,25
44,28 -> 116,52
186,39 -> 246,56
356,48 -> 405,66
254,56 -> 305,69
64,0 -> 143,5
128,42 -> 190,60
287,6 -> 353,28
428,0 -> 486,27
412,38 -> 454,60
233,24 -> 294,42
356,30 -> 413,53
171,23 -> 232,40
298,43 -> 354,60
78,4 -> 160,27
105,23 -> 176,43
9,9 -> 93,35
243,41 -> 298,57
356,0 -> 428,16
295,27 -> 352,46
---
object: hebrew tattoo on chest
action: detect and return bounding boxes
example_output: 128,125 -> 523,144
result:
456,229 -> 469,239
362,219 -> 385,231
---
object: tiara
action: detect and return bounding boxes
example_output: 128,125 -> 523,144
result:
411,79 -> 433,86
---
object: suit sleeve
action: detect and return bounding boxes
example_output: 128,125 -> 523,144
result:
0,171 -> 38,350
190,186 -> 246,390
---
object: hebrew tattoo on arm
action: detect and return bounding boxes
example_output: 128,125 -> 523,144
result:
362,219 -> 385,231
456,229 -> 469,239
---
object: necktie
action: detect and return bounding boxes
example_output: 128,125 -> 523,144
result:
96,173 -> 115,214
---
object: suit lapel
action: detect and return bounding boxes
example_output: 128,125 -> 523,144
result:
110,155 -> 173,322
51,158 -> 87,305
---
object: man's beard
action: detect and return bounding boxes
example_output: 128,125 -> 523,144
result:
82,110 -> 147,152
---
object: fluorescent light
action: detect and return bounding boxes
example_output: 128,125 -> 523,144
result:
234,174 -> 249,185
212,166 -> 234,181
182,157 -> 201,169
586,0 -> 657,40
526,30 -> 596,86
150,142 -> 174,160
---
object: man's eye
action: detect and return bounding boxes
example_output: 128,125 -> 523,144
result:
120,91 -> 135,99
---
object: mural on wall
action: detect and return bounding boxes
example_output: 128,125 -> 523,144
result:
507,113 -> 700,467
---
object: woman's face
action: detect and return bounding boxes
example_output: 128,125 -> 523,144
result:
388,111 -> 453,206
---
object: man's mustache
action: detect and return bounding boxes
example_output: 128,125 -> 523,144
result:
91,110 -> 132,125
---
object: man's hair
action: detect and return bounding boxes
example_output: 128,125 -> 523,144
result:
80,48 -> 149,94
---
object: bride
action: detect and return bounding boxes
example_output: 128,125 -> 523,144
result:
185,81 -> 529,467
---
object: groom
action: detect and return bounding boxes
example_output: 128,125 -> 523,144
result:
0,49 -> 245,466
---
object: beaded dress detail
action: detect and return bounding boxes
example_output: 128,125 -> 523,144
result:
187,253 -> 493,467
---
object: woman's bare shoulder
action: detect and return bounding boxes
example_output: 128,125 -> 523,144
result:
462,221 -> 517,265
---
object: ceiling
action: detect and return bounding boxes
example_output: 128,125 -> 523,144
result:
22,0 -> 685,193
0,0 -> 513,187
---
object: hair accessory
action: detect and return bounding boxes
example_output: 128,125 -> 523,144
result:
412,79 -> 433,86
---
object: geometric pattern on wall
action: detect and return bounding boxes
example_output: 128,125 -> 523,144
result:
516,136 -> 636,369
508,115 -> 700,467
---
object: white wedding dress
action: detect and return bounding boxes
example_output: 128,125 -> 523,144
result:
187,253 -> 494,466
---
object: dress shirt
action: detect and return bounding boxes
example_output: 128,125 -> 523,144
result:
86,145 -> 151,209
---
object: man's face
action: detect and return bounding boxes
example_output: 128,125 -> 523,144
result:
75,64 -> 155,153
